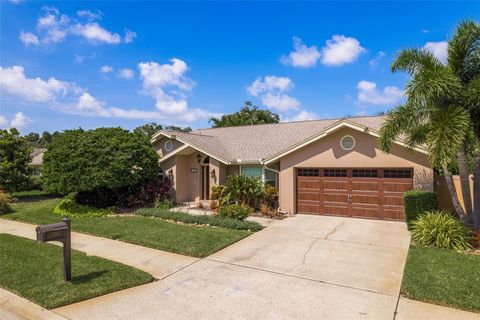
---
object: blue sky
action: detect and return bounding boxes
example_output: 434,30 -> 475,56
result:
0,1 -> 478,134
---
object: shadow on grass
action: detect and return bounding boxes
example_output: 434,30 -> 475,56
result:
71,270 -> 108,284
14,195 -> 61,203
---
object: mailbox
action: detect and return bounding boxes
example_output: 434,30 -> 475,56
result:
36,218 -> 72,281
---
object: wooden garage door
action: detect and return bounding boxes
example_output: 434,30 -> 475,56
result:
296,168 -> 413,221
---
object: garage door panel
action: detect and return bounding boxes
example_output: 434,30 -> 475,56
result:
383,181 -> 412,193
352,194 -> 380,205
351,181 -> 379,192
383,195 -> 404,206
323,180 -> 348,191
296,168 -> 413,221
351,206 -> 381,219
383,207 -> 404,220
298,192 -> 320,201
324,205 -> 349,216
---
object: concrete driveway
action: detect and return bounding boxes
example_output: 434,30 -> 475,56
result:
54,215 -> 415,319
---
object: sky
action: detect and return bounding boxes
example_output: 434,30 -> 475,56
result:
0,1 -> 479,134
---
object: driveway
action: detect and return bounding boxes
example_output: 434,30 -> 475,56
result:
54,215 -> 414,319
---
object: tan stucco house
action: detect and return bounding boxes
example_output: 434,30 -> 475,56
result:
151,116 -> 433,221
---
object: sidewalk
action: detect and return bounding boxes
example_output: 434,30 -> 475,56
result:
0,288 -> 67,320
0,219 -> 198,279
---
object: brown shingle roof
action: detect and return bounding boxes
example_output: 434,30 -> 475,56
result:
159,116 -> 387,163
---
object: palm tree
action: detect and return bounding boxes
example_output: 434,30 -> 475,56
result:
379,21 -> 480,231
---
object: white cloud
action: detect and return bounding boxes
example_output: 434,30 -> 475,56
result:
77,10 -> 102,21
1,63 -> 218,123
247,76 -> 300,112
117,68 -> 134,79
10,112 -> 31,128
19,32 -> 39,46
281,37 -> 321,68
284,110 -> 320,122
0,66 -> 70,102
422,29 -> 430,34
124,30 -> 137,43
423,41 -> 448,63
21,7 -> 135,47
321,35 -> 365,66
356,80 -> 404,105
138,59 -> 219,121
0,116 -> 8,127
8,0 -> 24,4
100,65 -> 113,73
0,113 -> 31,129
261,93 -> 300,112
368,51 -> 385,69
247,76 -> 293,96
71,23 -> 121,44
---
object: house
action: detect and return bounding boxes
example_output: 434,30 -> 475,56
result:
29,148 -> 46,175
151,116 -> 433,221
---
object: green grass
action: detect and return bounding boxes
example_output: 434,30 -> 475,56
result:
402,244 -> 480,313
3,198 -> 252,257
11,190 -> 58,202
0,234 -> 153,309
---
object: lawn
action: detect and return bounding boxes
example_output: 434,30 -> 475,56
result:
3,198 -> 252,257
0,234 -> 153,309
402,244 -> 480,313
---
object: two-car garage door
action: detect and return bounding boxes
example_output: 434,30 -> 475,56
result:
296,168 -> 413,221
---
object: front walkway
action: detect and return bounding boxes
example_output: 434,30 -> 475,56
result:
0,219 -> 198,279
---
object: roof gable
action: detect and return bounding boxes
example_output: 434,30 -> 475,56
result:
151,116 -> 427,164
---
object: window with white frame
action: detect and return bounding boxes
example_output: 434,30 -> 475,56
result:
265,168 -> 278,187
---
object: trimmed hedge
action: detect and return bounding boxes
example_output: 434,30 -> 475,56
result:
136,208 -> 262,232
53,198 -> 115,218
404,190 -> 437,223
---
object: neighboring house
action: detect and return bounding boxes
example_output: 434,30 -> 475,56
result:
151,116 -> 433,221
29,148 -> 46,175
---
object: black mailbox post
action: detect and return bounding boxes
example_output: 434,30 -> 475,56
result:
36,218 -> 72,281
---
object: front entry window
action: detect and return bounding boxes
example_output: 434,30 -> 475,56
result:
241,166 -> 262,178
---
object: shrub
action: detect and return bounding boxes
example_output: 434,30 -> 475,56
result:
259,202 -> 270,216
136,208 -> 262,231
154,198 -> 175,210
263,186 -> 278,208
210,185 -> 225,200
221,175 -> 265,207
411,210 -> 473,251
218,204 -> 253,220
404,190 -> 437,223
43,128 -> 159,196
53,198 -> 115,218
0,191 -> 15,214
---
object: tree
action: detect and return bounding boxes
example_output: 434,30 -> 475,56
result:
24,132 -> 41,147
164,125 -> 192,132
42,128 -> 160,196
133,122 -> 163,137
379,21 -> 480,230
0,128 -> 32,192
209,101 -> 280,128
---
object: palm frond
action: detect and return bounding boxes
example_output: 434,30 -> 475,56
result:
404,123 -> 429,149
391,48 -> 443,75
448,20 -> 480,83
426,105 -> 470,167
405,64 -> 462,104
379,103 -> 426,153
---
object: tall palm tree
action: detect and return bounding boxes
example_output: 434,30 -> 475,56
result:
379,21 -> 480,231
